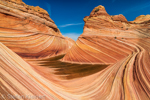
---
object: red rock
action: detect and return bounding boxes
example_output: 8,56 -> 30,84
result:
0,2 -> 150,100
111,14 -> 128,22
61,5 -> 150,100
0,0 -> 74,60
132,14 -> 150,23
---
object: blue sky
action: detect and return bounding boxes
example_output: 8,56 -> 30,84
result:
22,0 -> 150,41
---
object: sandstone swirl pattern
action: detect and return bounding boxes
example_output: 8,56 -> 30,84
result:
61,5 -> 150,100
0,0 -> 150,100
0,0 -> 74,60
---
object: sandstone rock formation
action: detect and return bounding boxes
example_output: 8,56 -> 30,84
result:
0,1 -> 150,100
0,0 -> 73,61
61,5 -> 150,100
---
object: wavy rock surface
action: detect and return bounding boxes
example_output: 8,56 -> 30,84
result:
61,5 -> 150,100
0,2 -> 150,100
0,0 -> 73,61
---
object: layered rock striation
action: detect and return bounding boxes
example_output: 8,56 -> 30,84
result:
61,5 -> 150,100
0,2 -> 150,100
0,0 -> 73,61
62,5 -> 150,63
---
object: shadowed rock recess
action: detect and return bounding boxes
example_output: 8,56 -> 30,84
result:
0,0 -> 150,99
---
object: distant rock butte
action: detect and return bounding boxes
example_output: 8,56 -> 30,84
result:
82,5 -> 150,38
0,3 -> 150,100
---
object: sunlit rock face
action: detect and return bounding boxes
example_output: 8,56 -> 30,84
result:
61,5 -> 150,100
0,2 -> 150,100
0,0 -> 73,60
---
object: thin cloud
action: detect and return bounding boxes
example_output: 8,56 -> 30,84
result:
59,23 -> 84,28
112,0 -> 117,3
45,2 -> 51,16
122,2 -> 150,14
63,33 -> 81,41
